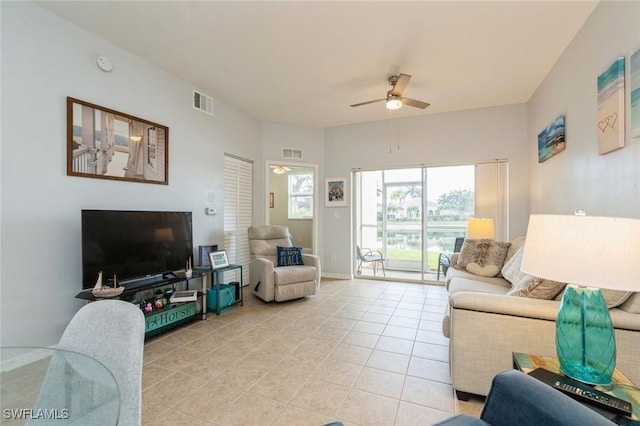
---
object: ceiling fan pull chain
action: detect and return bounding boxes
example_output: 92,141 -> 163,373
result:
388,110 -> 393,153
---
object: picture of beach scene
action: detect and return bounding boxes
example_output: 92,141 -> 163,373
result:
67,97 -> 168,185
631,49 -> 640,139
597,57 -> 625,154
537,115 -> 565,163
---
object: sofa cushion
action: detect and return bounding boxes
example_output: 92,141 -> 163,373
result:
505,236 -> 526,263
554,288 -> 635,309
448,278 -> 511,295
446,268 -> 512,290
274,265 -> 317,285
277,246 -> 303,266
600,289 -> 633,308
619,292 -> 640,313
456,239 -> 511,277
508,276 -> 565,300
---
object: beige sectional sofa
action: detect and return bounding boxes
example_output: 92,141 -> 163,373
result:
442,236 -> 640,400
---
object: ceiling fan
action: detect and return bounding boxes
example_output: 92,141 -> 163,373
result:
270,165 -> 291,175
350,73 -> 430,110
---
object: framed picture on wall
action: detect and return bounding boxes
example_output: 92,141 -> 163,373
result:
67,97 -> 169,185
208,250 -> 230,269
326,177 -> 347,207
597,57 -> 625,155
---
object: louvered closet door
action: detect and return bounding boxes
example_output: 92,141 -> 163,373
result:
224,155 -> 252,285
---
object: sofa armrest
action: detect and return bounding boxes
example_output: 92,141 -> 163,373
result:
250,258 -> 276,302
450,292 -> 560,322
301,254 -> 321,285
450,292 -> 640,331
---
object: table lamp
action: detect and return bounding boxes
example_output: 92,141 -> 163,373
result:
521,214 -> 640,385
466,218 -> 495,239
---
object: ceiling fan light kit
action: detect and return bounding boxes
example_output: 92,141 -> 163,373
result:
271,165 -> 291,175
350,73 -> 430,111
386,96 -> 403,110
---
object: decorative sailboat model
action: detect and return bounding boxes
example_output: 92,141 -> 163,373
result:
174,257 -> 193,279
91,271 -> 124,298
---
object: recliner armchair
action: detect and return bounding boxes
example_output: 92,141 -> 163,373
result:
248,225 -> 321,302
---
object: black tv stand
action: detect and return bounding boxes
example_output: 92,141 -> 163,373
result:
75,272 -> 206,338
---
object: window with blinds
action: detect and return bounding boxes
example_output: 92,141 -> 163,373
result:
224,155 -> 253,285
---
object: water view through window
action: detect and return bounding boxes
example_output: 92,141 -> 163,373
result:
355,165 -> 475,281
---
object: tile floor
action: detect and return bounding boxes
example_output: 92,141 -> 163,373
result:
142,278 -> 484,425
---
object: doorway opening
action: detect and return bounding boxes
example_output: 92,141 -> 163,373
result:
265,161 -> 319,255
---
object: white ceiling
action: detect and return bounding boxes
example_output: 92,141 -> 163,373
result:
38,1 -> 598,128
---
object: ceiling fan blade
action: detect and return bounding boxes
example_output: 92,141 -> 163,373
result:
391,73 -> 411,96
401,97 -> 430,109
350,99 -> 385,107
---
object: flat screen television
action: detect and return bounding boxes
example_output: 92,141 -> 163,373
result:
81,210 -> 193,289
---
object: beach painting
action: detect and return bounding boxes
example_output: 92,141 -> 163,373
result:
597,57 -> 625,154
67,97 -> 168,185
631,49 -> 640,139
537,115 -> 566,163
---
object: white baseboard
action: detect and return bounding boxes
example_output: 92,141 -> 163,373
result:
320,272 -> 352,280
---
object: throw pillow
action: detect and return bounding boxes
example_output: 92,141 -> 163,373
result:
456,239 -> 511,277
277,246 -> 304,267
508,276 -> 566,299
500,245 -> 530,285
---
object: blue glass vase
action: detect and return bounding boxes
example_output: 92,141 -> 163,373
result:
556,285 -> 616,385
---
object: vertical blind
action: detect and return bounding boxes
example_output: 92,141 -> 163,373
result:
223,155 -> 252,285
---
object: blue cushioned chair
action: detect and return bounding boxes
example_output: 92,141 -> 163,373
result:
433,370 -> 614,426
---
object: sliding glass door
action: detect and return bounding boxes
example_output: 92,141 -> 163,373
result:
355,163 -> 492,282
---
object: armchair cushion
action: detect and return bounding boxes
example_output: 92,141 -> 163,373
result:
274,264 -> 317,285
277,246 -> 304,266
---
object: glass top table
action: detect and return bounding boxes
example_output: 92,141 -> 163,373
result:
1,347 -> 120,425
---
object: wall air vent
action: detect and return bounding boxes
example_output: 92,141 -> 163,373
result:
193,90 -> 213,116
282,148 -> 303,160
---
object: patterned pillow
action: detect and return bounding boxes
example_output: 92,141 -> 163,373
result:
277,246 -> 304,266
508,277 -> 566,299
456,239 -> 511,277
500,245 -> 530,285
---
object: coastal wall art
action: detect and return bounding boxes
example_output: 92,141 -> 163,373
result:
67,97 -> 169,185
537,115 -> 566,163
631,48 -> 640,140
597,57 -> 625,155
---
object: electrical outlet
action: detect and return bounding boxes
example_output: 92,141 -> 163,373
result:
331,255 -> 337,262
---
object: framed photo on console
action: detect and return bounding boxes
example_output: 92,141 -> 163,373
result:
208,250 -> 230,269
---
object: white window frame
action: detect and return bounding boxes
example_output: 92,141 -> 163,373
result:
288,172 -> 314,219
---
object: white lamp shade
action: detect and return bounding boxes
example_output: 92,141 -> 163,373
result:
466,218 -> 495,239
521,214 -> 640,291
